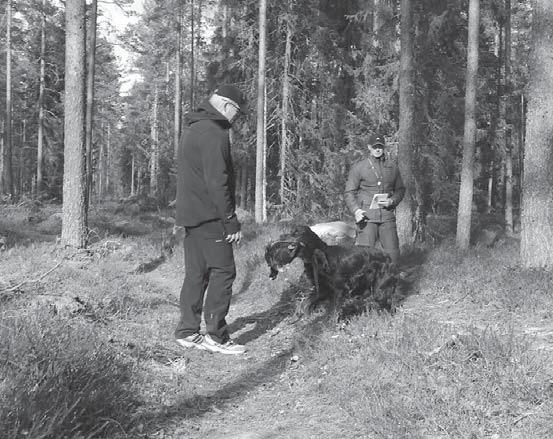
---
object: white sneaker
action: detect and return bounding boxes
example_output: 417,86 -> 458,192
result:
202,334 -> 247,355
176,333 -> 208,351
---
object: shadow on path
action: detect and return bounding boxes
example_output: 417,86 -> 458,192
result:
137,309 -> 328,435
134,245 -> 431,436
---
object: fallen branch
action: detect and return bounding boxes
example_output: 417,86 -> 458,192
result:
0,260 -> 63,295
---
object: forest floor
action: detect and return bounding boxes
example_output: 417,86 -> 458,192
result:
1,199 -> 553,439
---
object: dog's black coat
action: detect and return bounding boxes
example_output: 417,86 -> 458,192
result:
265,226 -> 405,318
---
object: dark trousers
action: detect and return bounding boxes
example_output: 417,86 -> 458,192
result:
356,220 -> 400,264
174,220 -> 236,343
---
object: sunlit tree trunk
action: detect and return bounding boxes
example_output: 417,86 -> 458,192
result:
37,0 -> 46,197
190,0 -> 195,108
174,4 -> 182,161
97,122 -> 104,197
240,164 -> 247,210
85,0 -> 98,209
503,0 -> 514,234
61,0 -> 87,248
104,123 -> 110,196
150,85 -> 159,196
456,0 -> 480,249
520,0 -> 553,268
255,0 -> 267,223
3,0 -> 14,197
396,0 -> 416,246
18,120 -> 26,195
279,8 -> 292,204
130,152 -> 136,196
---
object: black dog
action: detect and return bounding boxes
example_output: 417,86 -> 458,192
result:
265,226 -> 406,319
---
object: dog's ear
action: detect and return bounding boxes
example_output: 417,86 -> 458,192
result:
287,242 -> 302,257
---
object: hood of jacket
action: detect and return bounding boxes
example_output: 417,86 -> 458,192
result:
184,100 -> 231,128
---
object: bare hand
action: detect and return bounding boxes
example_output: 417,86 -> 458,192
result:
354,209 -> 368,223
225,231 -> 242,244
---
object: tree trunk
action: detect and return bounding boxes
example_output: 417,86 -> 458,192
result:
131,152 -> 136,196
372,0 -> 380,49
18,120 -> 26,196
279,9 -> 292,204
396,0 -> 416,247
97,122 -> 105,198
255,0 -> 267,223
150,85 -> 159,196
3,0 -> 14,197
503,0 -> 514,234
520,0 -> 553,268
456,0 -> 480,249
61,0 -> 87,248
37,0 -> 46,197
190,0 -> 195,109
240,164 -> 247,210
85,0 -> 98,210
174,4 -> 182,161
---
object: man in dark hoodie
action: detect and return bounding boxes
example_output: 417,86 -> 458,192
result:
174,85 -> 247,355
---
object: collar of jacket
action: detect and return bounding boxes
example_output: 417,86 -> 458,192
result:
184,100 -> 231,128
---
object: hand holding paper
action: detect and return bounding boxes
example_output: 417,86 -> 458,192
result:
369,193 -> 391,209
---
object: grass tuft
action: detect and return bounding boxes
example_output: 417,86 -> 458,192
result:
0,314 -> 139,438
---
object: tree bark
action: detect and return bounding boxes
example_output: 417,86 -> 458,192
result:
37,0 -> 46,197
131,151 -> 136,196
503,0 -> 514,234
174,4 -> 182,161
190,0 -> 195,109
396,0 -> 416,246
279,8 -> 293,204
150,85 -> 159,196
520,0 -> 553,268
3,0 -> 14,197
97,122 -> 105,197
255,0 -> 267,223
240,164 -> 247,210
85,0 -> 98,209
61,0 -> 87,248
456,0 -> 480,249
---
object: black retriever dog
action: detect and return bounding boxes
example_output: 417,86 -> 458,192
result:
265,226 -> 405,319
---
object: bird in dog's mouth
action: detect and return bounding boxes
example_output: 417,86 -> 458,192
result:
264,240 -> 302,280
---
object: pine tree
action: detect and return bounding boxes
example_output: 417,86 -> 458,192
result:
61,0 -> 87,248
520,0 -> 553,268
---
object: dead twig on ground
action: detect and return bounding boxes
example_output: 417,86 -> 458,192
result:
0,260 -> 63,296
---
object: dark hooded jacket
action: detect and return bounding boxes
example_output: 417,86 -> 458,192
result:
176,101 -> 240,234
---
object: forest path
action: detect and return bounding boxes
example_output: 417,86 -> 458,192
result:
133,241 -> 553,438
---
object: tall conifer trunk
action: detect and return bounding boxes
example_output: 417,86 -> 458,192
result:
3,0 -> 13,197
279,7 -> 292,204
255,0 -> 267,223
520,0 -> 553,268
61,0 -> 87,248
174,4 -> 182,161
503,0 -> 514,234
37,0 -> 46,197
150,85 -> 159,196
456,0 -> 480,249
397,0 -> 416,246
190,0 -> 195,109
85,0 -> 98,208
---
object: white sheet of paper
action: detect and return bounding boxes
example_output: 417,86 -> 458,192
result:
369,193 -> 389,209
